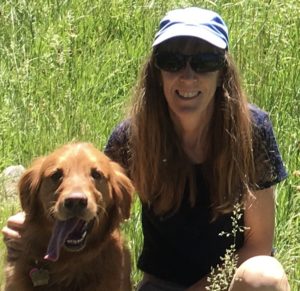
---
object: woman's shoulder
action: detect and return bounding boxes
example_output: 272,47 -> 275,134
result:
248,104 -> 288,188
248,103 -> 279,143
248,103 -> 269,126
104,119 -> 131,170
248,103 -> 276,141
109,119 -> 131,137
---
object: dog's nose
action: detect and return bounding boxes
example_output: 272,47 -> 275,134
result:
64,192 -> 88,213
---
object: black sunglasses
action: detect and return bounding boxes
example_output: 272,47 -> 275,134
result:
154,51 -> 225,73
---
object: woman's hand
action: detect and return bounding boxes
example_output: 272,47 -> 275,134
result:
2,212 -> 25,261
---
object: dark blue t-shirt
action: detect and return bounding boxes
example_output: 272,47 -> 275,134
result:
104,104 -> 287,287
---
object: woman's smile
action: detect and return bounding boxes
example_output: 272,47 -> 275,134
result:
175,90 -> 201,99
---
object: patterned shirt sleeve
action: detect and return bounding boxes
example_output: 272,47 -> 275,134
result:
250,105 -> 288,189
104,120 -> 131,172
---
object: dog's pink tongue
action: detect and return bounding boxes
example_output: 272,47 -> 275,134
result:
44,217 -> 79,262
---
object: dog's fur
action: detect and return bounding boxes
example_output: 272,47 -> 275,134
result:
4,143 -> 134,291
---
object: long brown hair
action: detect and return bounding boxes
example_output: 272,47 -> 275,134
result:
129,47 -> 255,218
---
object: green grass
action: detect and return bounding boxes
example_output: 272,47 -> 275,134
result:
0,0 -> 299,289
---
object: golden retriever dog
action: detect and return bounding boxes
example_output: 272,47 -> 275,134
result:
4,143 -> 134,291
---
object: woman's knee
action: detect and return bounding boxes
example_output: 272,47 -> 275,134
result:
229,256 -> 290,290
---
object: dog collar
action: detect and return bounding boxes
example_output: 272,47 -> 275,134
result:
29,260 -> 50,287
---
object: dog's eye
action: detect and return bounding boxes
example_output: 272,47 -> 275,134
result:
91,168 -> 103,181
51,169 -> 63,182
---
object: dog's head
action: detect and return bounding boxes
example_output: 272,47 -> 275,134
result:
19,143 -> 133,261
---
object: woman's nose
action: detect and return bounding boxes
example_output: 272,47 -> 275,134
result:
179,62 -> 197,80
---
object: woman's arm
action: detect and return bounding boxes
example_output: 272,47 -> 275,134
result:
186,186 -> 276,291
236,186 -> 275,263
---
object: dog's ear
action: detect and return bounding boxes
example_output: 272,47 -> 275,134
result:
110,161 -> 134,220
19,157 -> 45,217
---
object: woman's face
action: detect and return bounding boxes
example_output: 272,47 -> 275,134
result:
157,37 -> 224,124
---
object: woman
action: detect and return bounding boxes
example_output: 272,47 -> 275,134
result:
3,7 -> 290,291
